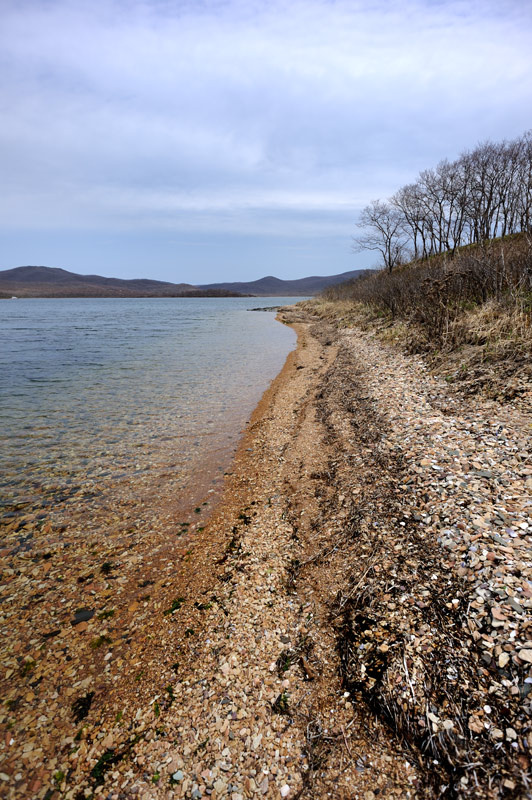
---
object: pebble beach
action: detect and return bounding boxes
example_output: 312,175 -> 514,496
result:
1,305 -> 531,799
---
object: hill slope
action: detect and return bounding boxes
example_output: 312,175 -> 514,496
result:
314,233 -> 532,398
0,266 -> 217,298
0,265 -> 371,298
198,269 -> 370,296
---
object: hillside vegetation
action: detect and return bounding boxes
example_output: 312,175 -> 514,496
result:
308,131 -> 532,399
310,233 -> 532,399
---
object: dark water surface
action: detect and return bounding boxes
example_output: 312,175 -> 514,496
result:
0,297 -> 299,533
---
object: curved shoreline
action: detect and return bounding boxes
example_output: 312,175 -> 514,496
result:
2,306 -> 531,799
52,307 -> 417,799
0,308 -> 311,800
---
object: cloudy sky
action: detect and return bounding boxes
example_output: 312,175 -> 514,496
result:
1,0 -> 531,283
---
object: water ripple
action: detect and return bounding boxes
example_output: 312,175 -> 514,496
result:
0,297 -> 298,523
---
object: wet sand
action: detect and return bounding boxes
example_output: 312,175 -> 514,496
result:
1,306 -> 531,799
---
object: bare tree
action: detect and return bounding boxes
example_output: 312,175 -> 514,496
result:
355,130 -> 532,268
517,130 -> 532,233
353,200 -> 407,272
391,184 -> 428,260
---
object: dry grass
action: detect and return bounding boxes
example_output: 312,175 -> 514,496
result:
310,234 -> 532,398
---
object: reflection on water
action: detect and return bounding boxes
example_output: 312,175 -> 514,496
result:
0,297 -> 298,536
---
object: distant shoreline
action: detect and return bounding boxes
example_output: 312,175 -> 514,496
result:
0,264 -> 371,299
0,291 -> 250,299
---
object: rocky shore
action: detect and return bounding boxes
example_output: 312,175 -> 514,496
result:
1,306 -> 531,799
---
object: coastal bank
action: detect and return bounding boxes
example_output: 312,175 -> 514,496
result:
1,305 -> 531,799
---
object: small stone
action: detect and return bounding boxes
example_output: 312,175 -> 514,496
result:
468,716 -> 483,733
280,785 -> 290,797
260,777 -> 269,794
518,649 -> 532,663
71,608 -> 94,625
74,621 -> 88,633
498,652 -> 510,668
172,771 -> 184,783
507,598 -> 524,614
101,734 -> 114,748
491,608 -> 507,621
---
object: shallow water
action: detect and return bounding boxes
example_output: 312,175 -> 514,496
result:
0,297 -> 299,536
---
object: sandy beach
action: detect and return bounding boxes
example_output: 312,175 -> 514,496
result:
1,306 -> 531,799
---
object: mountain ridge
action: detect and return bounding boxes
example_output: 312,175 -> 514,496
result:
197,269 -> 369,296
0,266 -> 233,298
0,265 -> 369,298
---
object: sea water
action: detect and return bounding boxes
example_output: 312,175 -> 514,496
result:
0,297 -> 299,542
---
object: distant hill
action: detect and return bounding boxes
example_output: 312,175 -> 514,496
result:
0,266 -> 240,298
0,265 -> 371,298
198,269 -> 371,296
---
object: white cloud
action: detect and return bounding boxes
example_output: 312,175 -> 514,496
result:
0,0 -> 531,274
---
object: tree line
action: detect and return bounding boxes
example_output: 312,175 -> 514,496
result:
354,130 -> 532,271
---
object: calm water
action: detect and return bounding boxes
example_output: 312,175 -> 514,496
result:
0,297 -> 299,531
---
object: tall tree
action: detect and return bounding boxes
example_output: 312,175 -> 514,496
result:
355,130 -> 532,265
353,200 -> 407,272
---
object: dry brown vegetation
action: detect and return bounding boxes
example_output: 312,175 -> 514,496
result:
315,233 -> 532,399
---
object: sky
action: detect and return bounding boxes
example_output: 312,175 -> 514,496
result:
0,0 -> 531,284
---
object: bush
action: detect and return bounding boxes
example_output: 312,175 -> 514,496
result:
322,233 -> 532,348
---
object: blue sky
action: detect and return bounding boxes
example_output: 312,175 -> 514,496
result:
1,0 -> 531,283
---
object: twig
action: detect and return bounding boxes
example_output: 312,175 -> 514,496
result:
403,654 -> 416,704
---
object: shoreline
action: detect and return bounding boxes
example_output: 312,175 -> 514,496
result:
0,309 -> 306,800
1,306 -> 531,799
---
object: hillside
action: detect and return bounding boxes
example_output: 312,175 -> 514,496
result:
0,266 -> 370,298
0,266 -> 211,298
198,269 -> 370,296
312,233 -> 532,399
